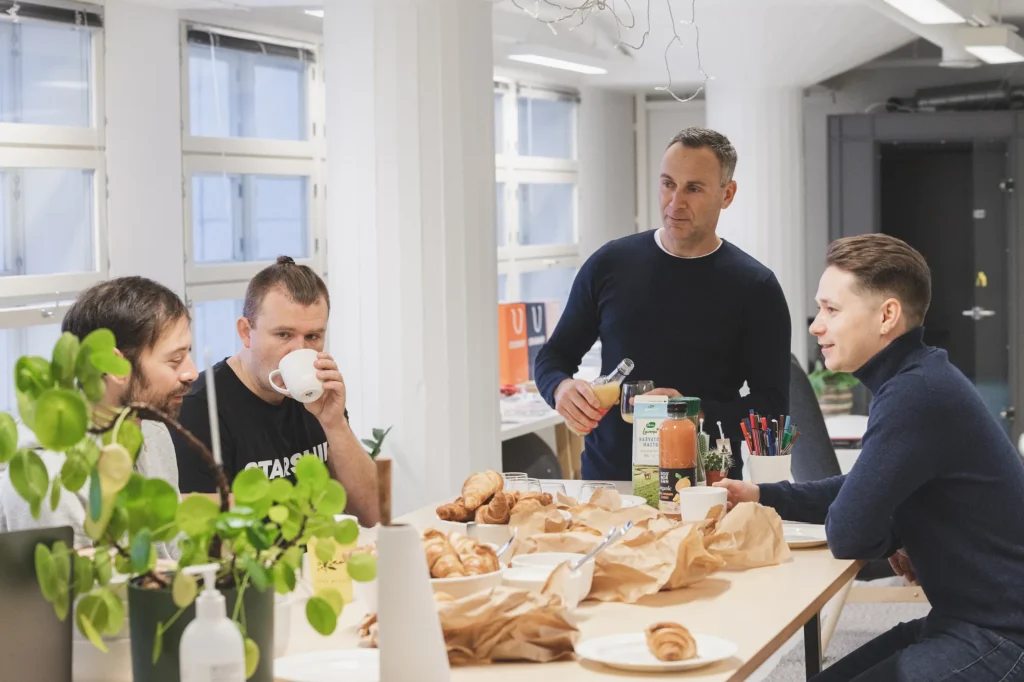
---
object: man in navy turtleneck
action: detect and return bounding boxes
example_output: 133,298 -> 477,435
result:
535,127 -> 791,481
718,234 -> 1024,681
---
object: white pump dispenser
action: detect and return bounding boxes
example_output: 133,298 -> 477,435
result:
179,563 -> 246,682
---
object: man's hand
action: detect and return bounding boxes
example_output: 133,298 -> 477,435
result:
554,379 -> 605,434
712,479 -> 759,510
305,353 -> 349,431
889,548 -> 918,585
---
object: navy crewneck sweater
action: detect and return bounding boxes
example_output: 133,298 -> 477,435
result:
761,328 -> 1024,644
535,232 -> 791,481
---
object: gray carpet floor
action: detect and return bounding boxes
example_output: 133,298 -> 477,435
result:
761,602 -> 932,681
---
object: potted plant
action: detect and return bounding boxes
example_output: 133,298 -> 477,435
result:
701,446 -> 733,485
807,361 -> 860,416
0,329 -> 378,681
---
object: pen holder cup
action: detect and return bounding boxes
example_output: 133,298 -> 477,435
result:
748,454 -> 792,485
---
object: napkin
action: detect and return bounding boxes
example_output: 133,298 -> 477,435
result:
702,502 -> 792,569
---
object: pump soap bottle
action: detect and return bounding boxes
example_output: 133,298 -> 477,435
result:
179,563 -> 246,682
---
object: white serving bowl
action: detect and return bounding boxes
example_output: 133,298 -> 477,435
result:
502,564 -> 588,609
430,568 -> 505,599
677,487 -> 728,522
433,510 -> 571,546
511,552 -> 594,601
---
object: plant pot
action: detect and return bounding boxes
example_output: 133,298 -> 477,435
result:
706,470 -> 727,485
819,386 -> 854,416
128,577 -> 274,682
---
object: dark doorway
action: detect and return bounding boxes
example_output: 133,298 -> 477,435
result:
879,141 -> 1012,435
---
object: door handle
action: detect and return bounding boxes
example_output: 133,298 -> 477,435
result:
962,306 -> 996,320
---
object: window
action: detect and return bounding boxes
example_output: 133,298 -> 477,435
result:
182,24 -> 324,357
0,320 -> 63,414
494,79 -> 579,306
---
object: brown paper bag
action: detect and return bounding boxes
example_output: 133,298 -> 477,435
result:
703,502 -> 791,568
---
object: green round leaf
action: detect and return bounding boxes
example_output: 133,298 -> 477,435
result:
272,563 -> 297,595
269,478 -> 293,502
60,452 -> 91,493
11,450 -> 50,512
144,478 -> 179,527
346,553 -> 377,583
14,356 -> 52,396
107,507 -> 129,543
0,412 -> 18,464
281,546 -> 302,572
81,329 -> 116,354
94,550 -> 112,587
293,455 -> 328,493
244,558 -> 270,592
232,467 -> 271,505
305,596 -> 338,636
268,505 -> 289,524
98,444 -> 133,493
88,469 -> 102,521
75,594 -> 109,653
316,587 -> 344,617
95,587 -> 125,637
314,538 -> 337,567
172,571 -> 198,608
49,474 -> 62,512
114,554 -> 131,575
83,375 -> 106,403
74,554 -> 94,595
176,494 -> 220,536
244,638 -> 260,680
33,389 -> 88,451
333,519 -> 359,546
34,544 -> 56,601
51,333 -> 80,386
245,525 -> 273,552
130,529 -> 153,574
91,352 -> 131,377
314,480 -> 347,517
104,420 -> 143,460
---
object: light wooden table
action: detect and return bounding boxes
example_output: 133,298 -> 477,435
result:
278,483 -> 861,681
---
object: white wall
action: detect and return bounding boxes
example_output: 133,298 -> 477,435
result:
578,87 -> 637,260
642,101 -> 707,233
103,0 -> 185,295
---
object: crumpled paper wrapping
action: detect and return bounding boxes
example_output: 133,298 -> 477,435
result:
702,502 -> 791,568
358,584 -> 580,665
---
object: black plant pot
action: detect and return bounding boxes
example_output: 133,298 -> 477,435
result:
128,578 -> 274,682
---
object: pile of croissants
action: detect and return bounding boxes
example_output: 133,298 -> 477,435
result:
435,470 -> 553,524
423,529 -> 500,579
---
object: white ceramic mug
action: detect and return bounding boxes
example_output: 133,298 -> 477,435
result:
677,486 -> 728,522
268,349 -> 324,403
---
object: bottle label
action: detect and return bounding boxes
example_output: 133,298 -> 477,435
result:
658,467 -> 696,515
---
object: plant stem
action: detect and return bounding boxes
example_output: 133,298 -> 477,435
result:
232,573 -> 250,624
104,537 -> 169,589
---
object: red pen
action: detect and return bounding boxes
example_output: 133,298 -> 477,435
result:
740,421 -> 755,455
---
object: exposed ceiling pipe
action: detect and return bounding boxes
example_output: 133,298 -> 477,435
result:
867,0 -> 988,68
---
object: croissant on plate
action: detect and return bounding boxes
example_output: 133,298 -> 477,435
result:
475,490 -> 512,524
645,622 -> 698,662
436,497 -> 474,522
422,529 -> 467,578
461,470 -> 504,511
445,532 -> 500,575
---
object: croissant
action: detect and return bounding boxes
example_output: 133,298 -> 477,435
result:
517,491 -> 553,506
461,470 -> 504,511
645,622 -> 698,662
460,546 -> 500,575
477,490 -> 512,524
422,530 -> 467,578
436,497 -> 473,522
510,498 -> 544,516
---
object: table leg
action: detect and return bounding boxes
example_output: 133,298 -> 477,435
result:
804,612 -> 823,679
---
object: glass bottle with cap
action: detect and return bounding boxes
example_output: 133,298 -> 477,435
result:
569,358 -> 635,436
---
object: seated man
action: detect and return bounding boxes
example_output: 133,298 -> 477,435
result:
0,277 -> 197,553
717,234 -> 1024,681
173,256 -> 379,527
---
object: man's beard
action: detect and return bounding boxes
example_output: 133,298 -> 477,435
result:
126,375 -> 189,420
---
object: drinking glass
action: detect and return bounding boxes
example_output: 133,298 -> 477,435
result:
540,481 -> 567,496
620,380 -> 655,424
525,477 -> 543,493
503,472 -> 527,484
579,481 -> 616,502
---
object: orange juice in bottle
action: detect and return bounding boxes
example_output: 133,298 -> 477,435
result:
658,397 -> 700,520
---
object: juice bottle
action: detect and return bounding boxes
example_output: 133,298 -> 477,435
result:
658,397 -> 700,520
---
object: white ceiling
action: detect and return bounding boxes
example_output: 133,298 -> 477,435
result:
166,0 -> 1024,91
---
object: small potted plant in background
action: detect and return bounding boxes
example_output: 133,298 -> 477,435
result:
0,329 -> 378,681
701,445 -> 733,486
807,361 -> 860,416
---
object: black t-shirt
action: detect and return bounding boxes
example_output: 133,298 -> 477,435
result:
173,359 -> 336,493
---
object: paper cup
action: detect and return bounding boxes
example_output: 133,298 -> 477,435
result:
677,487 -> 728,522
747,455 -> 793,485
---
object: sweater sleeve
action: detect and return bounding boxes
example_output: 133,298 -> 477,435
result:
758,476 -> 845,524
700,273 -> 791,441
534,252 -> 602,408
825,379 -> 938,560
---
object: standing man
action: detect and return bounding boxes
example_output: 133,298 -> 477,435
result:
173,256 -> 379,527
535,127 -> 791,481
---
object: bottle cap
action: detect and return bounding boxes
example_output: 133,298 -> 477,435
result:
667,397 -> 701,417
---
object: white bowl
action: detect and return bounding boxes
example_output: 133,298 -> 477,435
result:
678,487 -> 728,522
352,577 -> 378,614
433,519 -> 511,546
502,565 -> 588,609
430,568 -> 505,599
511,552 -> 594,601
619,494 -> 648,508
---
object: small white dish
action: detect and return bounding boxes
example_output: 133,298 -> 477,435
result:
575,632 -> 738,672
274,649 -> 380,682
430,567 -> 505,599
783,523 -> 828,548
619,494 -> 647,508
511,552 -> 594,600
502,565 -> 587,609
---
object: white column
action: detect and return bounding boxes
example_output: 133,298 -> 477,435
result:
324,0 -> 500,516
705,84 -> 807,363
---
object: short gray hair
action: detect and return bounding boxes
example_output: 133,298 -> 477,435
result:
666,127 -> 738,185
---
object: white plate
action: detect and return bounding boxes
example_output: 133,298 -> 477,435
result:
619,495 -> 647,508
576,632 -> 738,672
275,649 -> 379,682
783,523 -> 828,548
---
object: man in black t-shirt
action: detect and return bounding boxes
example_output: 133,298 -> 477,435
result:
173,257 -> 379,526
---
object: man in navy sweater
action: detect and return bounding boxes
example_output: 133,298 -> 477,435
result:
534,127 -> 791,481
718,234 -> 1024,680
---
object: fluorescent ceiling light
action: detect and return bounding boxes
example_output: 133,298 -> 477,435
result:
507,54 -> 606,75
881,0 -> 967,24
960,25 -> 1024,64
304,9 -> 323,18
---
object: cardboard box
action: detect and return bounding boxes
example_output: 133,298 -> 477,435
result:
632,395 -> 669,508
525,302 -> 547,380
498,302 -> 529,386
